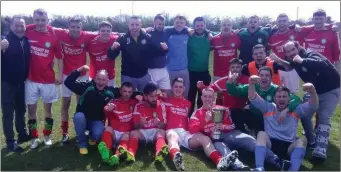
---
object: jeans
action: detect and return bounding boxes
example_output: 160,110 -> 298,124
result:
1,81 -> 28,146
73,112 -> 105,148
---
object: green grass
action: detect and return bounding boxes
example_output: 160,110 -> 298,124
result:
1,54 -> 340,171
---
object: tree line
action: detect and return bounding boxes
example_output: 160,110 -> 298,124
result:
1,13 -> 336,34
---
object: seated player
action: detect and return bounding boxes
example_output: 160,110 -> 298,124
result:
121,83 -> 168,163
97,82 -> 139,166
197,58 -> 250,132
227,66 -> 302,133
248,75 -> 318,171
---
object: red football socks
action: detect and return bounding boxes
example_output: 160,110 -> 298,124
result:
128,137 -> 139,156
209,150 -> 222,165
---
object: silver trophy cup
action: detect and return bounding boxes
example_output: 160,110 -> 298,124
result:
211,107 -> 225,141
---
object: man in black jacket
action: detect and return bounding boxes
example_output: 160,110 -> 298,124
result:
108,16 -> 168,91
283,41 -> 340,162
1,15 -> 31,152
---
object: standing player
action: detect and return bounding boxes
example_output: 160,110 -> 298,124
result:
268,13 -> 301,94
25,9 -> 62,149
98,82 -> 138,166
187,17 -> 211,114
248,76 -> 318,171
120,83 -> 168,163
88,21 -> 119,88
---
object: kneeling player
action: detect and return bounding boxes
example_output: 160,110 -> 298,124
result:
248,75 -> 318,171
122,83 -> 168,163
97,82 -> 138,166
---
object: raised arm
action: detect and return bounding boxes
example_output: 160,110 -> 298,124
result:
64,65 -> 91,96
107,35 -> 124,60
226,73 -> 249,97
295,83 -> 319,118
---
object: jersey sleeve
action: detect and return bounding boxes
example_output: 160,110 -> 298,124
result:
332,32 -> 341,62
288,94 -> 303,112
273,62 -> 286,73
226,82 -> 249,97
294,100 -> 318,118
84,31 -> 99,43
212,78 -> 227,92
52,27 -> 69,37
188,111 -> 205,134
249,94 -> 274,114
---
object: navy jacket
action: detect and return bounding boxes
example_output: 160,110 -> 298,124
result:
291,48 -> 340,94
1,31 -> 30,85
108,31 -> 168,78
148,29 -> 168,69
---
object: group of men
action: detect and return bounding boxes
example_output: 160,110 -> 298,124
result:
1,7 -> 340,171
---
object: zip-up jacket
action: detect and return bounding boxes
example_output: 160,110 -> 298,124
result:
1,31 -> 30,84
108,31 -> 168,78
290,48 -> 340,94
148,29 -> 168,69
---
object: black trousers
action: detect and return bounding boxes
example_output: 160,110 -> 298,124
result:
188,70 -> 211,116
230,108 -> 264,133
1,81 -> 28,146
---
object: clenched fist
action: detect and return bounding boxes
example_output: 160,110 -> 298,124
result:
1,39 -> 9,51
269,53 -> 280,63
293,55 -> 303,64
106,103 -> 116,111
77,65 -> 90,73
111,42 -> 120,50
249,75 -> 260,85
160,42 -> 168,50
302,83 -> 315,94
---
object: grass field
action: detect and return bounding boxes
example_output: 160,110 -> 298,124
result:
1,54 -> 340,171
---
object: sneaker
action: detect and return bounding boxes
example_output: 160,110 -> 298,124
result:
232,161 -> 251,171
98,142 -> 111,162
17,134 -> 31,144
281,160 -> 291,171
126,151 -> 136,162
43,136 -> 52,146
108,155 -> 120,166
173,152 -> 185,171
62,134 -> 70,144
30,138 -> 41,149
217,150 -> 238,171
7,142 -> 24,153
89,139 -> 96,146
155,145 -> 169,163
271,156 -> 282,170
252,167 -> 265,171
312,148 -> 326,163
79,147 -> 88,155
307,141 -> 316,150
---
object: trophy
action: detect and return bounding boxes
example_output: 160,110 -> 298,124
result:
211,107 -> 225,142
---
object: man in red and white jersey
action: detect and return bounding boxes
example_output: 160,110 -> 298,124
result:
160,77 -> 191,170
268,13 -> 302,94
211,18 -> 241,82
197,58 -> 251,133
88,21 -> 119,88
120,83 -> 169,163
97,82 -> 139,166
303,9 -> 340,69
25,9 -> 63,149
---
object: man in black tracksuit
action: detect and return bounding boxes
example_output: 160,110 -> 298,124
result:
1,16 -> 31,152
108,16 -> 168,91
64,65 -> 142,155
283,41 -> 340,161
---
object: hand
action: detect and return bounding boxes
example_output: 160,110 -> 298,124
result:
188,28 -> 195,36
293,55 -> 303,64
160,42 -> 168,50
145,27 -> 153,33
249,75 -> 260,85
295,25 -> 302,32
277,110 -> 287,124
160,91 -> 168,99
228,73 -> 239,83
208,33 -> 213,41
1,39 -> 9,51
302,83 -> 315,94
269,53 -> 281,63
135,95 -> 143,102
332,25 -> 339,32
106,103 -> 116,111
205,111 -> 212,122
197,81 -> 205,89
215,123 -> 223,130
55,75 -> 63,85
233,29 -> 240,34
111,42 -> 120,50
77,65 -> 90,73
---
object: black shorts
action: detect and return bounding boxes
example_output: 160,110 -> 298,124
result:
270,138 -> 292,160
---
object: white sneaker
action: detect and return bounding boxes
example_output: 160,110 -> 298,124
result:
173,152 -> 185,171
217,150 -> 238,171
30,138 -> 41,149
43,136 -> 52,146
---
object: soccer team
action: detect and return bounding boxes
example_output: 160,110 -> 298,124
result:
1,8 -> 340,171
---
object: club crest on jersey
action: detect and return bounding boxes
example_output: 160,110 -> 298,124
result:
301,67 -> 308,72
141,39 -> 146,45
153,112 -> 157,118
258,38 -> 262,43
127,38 -> 131,44
45,42 -> 51,48
266,95 -> 272,101
321,39 -> 327,44
289,35 -> 295,40
231,43 -> 235,47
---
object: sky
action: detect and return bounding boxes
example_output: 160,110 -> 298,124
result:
1,1 -> 340,22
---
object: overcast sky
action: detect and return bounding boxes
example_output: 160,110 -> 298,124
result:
1,1 -> 340,22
